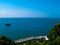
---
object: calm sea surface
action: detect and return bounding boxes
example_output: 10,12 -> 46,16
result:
0,18 -> 60,40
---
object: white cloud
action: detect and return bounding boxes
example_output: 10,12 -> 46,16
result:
0,3 -> 46,17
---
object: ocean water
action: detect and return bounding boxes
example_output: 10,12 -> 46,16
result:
0,18 -> 60,40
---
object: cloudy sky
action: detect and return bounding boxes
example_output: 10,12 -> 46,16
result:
0,0 -> 60,18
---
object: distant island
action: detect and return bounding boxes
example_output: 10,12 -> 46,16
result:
0,23 -> 60,45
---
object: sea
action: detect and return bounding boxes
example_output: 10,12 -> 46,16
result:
0,18 -> 60,40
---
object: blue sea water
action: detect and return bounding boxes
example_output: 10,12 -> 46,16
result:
0,18 -> 60,40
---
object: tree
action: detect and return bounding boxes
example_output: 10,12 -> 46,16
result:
48,23 -> 60,41
0,36 -> 14,45
52,37 -> 60,45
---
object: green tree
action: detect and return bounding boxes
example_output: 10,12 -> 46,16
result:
0,36 -> 15,45
48,23 -> 60,41
52,37 -> 60,45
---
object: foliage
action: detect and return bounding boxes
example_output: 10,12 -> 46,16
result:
48,23 -> 60,41
47,23 -> 60,45
0,36 -> 15,45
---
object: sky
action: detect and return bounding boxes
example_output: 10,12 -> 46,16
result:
0,0 -> 60,18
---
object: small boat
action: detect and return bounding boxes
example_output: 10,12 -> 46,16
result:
5,24 -> 11,26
